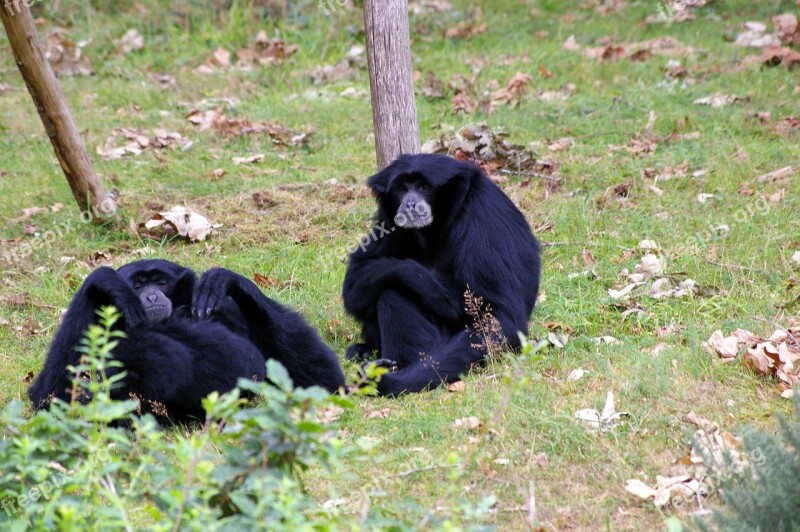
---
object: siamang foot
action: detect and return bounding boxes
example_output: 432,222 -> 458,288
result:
346,343 -> 375,362
361,358 -> 398,374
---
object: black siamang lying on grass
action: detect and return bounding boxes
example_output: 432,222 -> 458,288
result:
28,259 -> 345,424
343,154 -> 541,395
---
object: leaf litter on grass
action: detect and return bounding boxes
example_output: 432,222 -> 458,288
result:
705,321 -> 800,398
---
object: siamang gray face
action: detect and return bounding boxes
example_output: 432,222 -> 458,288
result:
391,176 -> 434,229
130,271 -> 174,323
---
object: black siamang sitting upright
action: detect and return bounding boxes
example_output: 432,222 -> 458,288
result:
343,154 -> 540,395
28,259 -> 345,424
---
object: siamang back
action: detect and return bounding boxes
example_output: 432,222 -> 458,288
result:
29,259 -> 345,424
343,153 -> 540,395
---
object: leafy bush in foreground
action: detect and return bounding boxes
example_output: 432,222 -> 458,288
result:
697,394 -> 800,532
0,307 -> 349,530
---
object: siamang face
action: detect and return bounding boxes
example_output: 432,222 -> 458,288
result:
118,260 -> 192,323
130,271 -> 173,323
389,174 -> 435,229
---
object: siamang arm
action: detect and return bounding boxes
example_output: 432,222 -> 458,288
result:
343,240 -> 461,324
191,268 -> 345,392
28,267 -> 145,408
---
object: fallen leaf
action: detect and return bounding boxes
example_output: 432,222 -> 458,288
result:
366,408 -> 391,419
705,330 -> 740,359
774,13 -> 800,45
447,381 -> 466,393
143,206 -> 216,242
693,94 -> 742,108
625,479 -> 658,500
734,21 -> 780,48
318,406 -> 343,423
232,154 -> 265,165
44,28 -> 94,77
488,73 -> 533,112
453,416 -> 483,430
760,45 -> 800,69
593,336 -> 622,345
696,193 -> 715,203
97,128 -> 187,160
634,254 -> 665,279
567,368 -> 587,381
117,28 -> 144,54
608,282 -> 645,299
575,391 -> 627,432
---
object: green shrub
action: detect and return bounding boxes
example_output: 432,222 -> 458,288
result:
697,394 -> 800,532
0,307 -> 498,530
0,307 -> 350,530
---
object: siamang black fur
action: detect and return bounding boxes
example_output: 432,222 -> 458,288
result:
28,259 -> 345,424
343,154 -> 540,395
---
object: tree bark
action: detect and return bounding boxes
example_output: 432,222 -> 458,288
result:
363,0 -> 420,170
1,2 -> 117,221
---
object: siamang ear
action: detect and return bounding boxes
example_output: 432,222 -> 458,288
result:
366,165 -> 396,195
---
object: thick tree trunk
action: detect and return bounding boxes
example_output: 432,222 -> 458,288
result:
1,2 -> 117,221
363,0 -> 420,170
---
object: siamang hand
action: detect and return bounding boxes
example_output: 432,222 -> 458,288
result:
84,267 -> 146,327
192,268 -> 239,319
346,342 -> 374,362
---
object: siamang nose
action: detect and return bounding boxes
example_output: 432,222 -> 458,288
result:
146,293 -> 158,303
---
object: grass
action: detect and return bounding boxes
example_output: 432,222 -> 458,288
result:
1,0 -> 799,528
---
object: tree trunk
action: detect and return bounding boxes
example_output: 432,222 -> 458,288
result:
363,0 -> 420,170
1,2 -> 117,221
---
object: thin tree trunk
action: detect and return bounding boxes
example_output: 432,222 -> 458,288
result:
363,0 -> 420,170
1,2 -> 117,221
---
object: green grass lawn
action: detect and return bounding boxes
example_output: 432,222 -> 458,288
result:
1,0 -> 798,529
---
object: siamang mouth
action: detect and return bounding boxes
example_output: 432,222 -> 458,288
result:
146,306 -> 172,322
395,211 -> 433,229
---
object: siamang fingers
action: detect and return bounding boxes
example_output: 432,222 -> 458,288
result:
345,343 -> 374,361
191,268 -> 233,319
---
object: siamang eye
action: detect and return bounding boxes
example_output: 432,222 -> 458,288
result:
132,281 -> 143,290
418,183 -> 428,191
157,279 -> 167,286
396,183 -> 408,193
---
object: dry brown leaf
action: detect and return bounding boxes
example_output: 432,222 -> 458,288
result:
451,91 -> 478,114
447,381 -> 466,393
117,28 -> 144,54
488,73 -> 533,112
704,330 -> 741,359
734,22 -> 780,48
453,416 -> 483,430
694,94 -> 743,108
232,154 -> 265,165
760,45 -> 800,69
365,408 -> 391,419
142,206 -> 216,242
774,13 -> 800,45
44,28 -> 94,77
97,128 -> 187,160
422,123 -> 551,180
